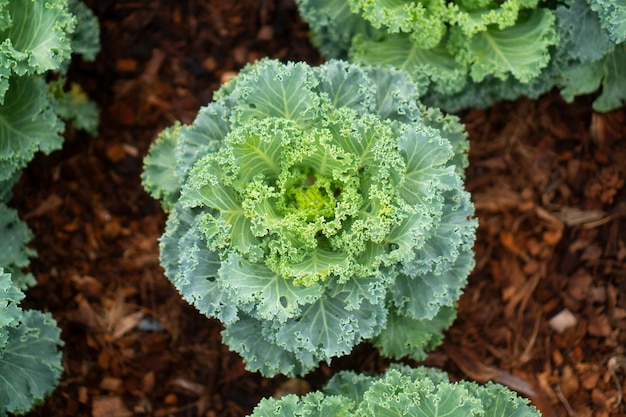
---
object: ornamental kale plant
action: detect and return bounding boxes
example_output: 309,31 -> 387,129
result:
0,1 -> 99,412
142,59 -> 477,377
0,0 -> 100,195
249,364 -> 541,417
0,269 -> 64,416
295,0 -> 626,112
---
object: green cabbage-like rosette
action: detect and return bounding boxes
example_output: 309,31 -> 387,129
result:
143,59 -> 476,377
248,364 -> 542,417
295,0 -> 559,110
296,0 -> 626,112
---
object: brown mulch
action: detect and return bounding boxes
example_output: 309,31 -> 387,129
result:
10,1 -> 626,416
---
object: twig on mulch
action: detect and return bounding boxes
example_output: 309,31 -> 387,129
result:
608,355 -> 626,408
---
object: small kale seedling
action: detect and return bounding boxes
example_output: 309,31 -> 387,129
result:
143,59 -> 477,377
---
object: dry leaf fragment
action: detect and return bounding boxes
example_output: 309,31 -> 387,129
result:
499,231 -> 528,260
273,379 -> 311,398
559,366 -> 580,397
24,194 -> 63,219
170,377 -> 205,397
587,314 -> 612,337
555,207 -> 608,226
100,376 -> 123,392
112,311 -> 144,339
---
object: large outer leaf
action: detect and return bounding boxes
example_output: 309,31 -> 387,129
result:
464,380 -> 541,417
227,60 -> 320,125
559,44 -> 626,112
222,314 -> 312,376
590,44 -> 626,111
0,76 -> 64,184
0,310 -> 64,416
68,0 -> 100,61
372,305 -> 456,361
274,291 -> 387,362
351,34 -> 466,96
0,0 -> 74,83
175,101 -> 230,182
142,123 -> 183,210
0,269 -> 24,348
0,203 -> 36,289
556,0 -> 614,62
589,0 -> 626,43
220,253 -> 323,323
456,8 -> 558,83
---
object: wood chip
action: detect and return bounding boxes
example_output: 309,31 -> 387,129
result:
587,314 -> 612,337
92,396 -> 131,417
257,25 -> 273,41
115,58 -> 138,73
560,366 -> 580,397
273,378 -> 311,398
548,309 -> 577,334
24,194 -> 63,219
100,376 -> 124,392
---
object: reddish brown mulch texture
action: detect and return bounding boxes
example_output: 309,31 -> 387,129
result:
10,1 -> 626,416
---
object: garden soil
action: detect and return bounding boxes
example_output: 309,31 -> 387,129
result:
11,1 -> 626,416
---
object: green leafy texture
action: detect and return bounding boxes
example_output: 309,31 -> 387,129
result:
559,44 -> 626,112
0,268 -> 24,347
355,369 -> 482,417
297,0 -> 626,112
142,123 -> 184,211
49,79 -> 99,135
295,0 -> 558,109
556,0 -> 614,62
0,169 -> 19,202
0,0 -> 99,187
0,0 -> 75,100
144,59 -> 476,377
294,0 -> 378,59
0,310 -> 64,416
0,76 -> 64,184
453,8 -> 558,83
555,0 -> 626,112
347,0 -> 450,49
350,33 -> 468,95
248,364 -> 542,417
589,0 -> 626,44
0,269 -> 64,417
251,392 -> 354,417
372,305 -> 456,361
464,380 -> 541,417
0,203 -> 36,289
67,0 -> 100,61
